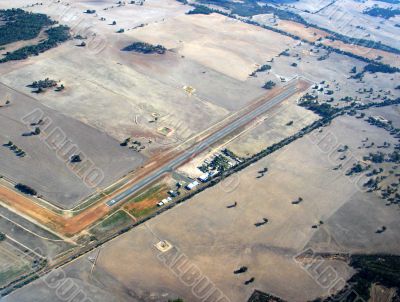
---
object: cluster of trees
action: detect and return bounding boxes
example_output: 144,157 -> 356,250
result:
255,64 -> 272,73
364,6 -> 400,19
4,141 -> 26,157
0,25 -> 70,63
375,0 -> 400,4
346,162 -> 369,175
120,137 -> 146,152
0,9 -> 55,46
299,100 -> 339,118
29,78 -> 57,89
28,78 -> 63,93
250,64 -> 271,76
364,152 -> 385,163
366,115 -> 398,133
199,154 -> 231,173
262,80 -> 276,90
365,150 -> 400,165
299,94 -> 400,121
363,63 -> 400,74
122,42 -> 166,54
195,0 -> 304,22
187,5 -> 213,15
326,32 -> 400,55
15,183 -> 37,196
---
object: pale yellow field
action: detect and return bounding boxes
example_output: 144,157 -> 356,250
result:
129,13 -> 294,81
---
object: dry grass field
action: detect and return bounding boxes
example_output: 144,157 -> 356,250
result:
0,242 -> 33,288
6,112 -> 400,302
294,0 -> 400,50
0,83 -> 145,208
129,13 -> 294,82
253,16 -> 400,69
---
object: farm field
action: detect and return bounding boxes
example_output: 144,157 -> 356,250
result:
6,112 -> 400,301
0,83 -> 145,208
294,0 -> 400,50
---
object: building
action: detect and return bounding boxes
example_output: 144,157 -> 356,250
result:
168,190 -> 178,197
198,173 -> 209,182
185,181 -> 199,190
157,197 -> 172,207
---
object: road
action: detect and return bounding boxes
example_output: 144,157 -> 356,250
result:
106,80 -> 300,206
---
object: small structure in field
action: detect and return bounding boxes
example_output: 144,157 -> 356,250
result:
154,240 -> 173,252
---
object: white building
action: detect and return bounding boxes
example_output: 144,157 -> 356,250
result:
186,181 -> 199,190
198,173 -> 209,182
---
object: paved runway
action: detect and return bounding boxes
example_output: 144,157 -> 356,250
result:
106,81 -> 299,206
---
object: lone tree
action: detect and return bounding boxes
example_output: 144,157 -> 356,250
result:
70,154 -> 82,163
0,100 -> 10,107
120,137 -> 130,146
262,80 -> 276,90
